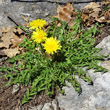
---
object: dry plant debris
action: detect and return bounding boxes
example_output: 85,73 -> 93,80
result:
53,1 -> 110,27
0,27 -> 25,58
82,1 -> 110,26
53,3 -> 78,26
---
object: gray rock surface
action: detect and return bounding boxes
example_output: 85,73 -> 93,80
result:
29,101 -> 57,110
0,2 -> 57,27
57,72 -> 110,110
96,36 -> 110,56
0,0 -> 103,30
0,1 -> 57,36
42,103 -> 53,110
29,105 -> 43,110
0,0 -> 11,5
57,35 -> 110,110
28,36 -> 110,110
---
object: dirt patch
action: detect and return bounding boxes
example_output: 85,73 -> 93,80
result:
0,76 -> 53,110
0,60 -> 55,110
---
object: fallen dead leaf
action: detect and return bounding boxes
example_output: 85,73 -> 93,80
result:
82,2 -> 106,26
0,42 -> 5,48
1,27 -> 11,33
89,8 -> 101,18
84,2 -> 100,9
81,13 -> 89,22
53,2 -> 77,26
11,34 -> 25,48
21,16 -> 29,27
0,27 -> 25,58
0,27 -> 15,48
101,0 -> 110,5
21,16 -> 29,23
96,10 -> 110,23
57,3 -> 74,23
81,10 -> 95,26
84,2 -> 101,18
2,48 -> 20,58
13,28 -> 24,35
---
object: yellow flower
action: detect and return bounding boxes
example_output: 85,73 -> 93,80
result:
43,37 -> 62,54
32,30 -> 47,43
29,19 -> 46,29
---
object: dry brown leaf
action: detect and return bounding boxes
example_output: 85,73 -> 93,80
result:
0,27 -> 15,48
21,16 -> 29,27
89,8 -> 101,18
82,2 -> 103,26
101,0 -> 110,5
81,10 -> 95,26
81,13 -> 89,22
84,2 -> 101,19
13,28 -> 24,35
21,16 -> 29,23
1,27 -> 11,33
24,22 -> 29,27
53,3 -> 75,24
105,10 -> 110,23
11,34 -> 25,48
96,17 -> 110,23
83,1 -> 110,24
0,42 -> 5,48
96,10 -> 110,23
96,16 -> 105,22
2,48 -> 20,58
0,27 -> 25,58
0,27 -> 25,49
84,2 -> 100,9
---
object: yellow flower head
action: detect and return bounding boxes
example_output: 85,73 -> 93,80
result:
29,19 -> 46,29
32,30 -> 47,43
43,37 -> 62,54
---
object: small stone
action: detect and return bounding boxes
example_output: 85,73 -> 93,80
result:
44,12 -> 49,16
35,9 -> 42,14
0,57 -> 8,62
42,103 -> 53,110
20,12 -> 31,17
12,85 -> 20,94
95,72 -> 110,91
52,99 -> 57,110
100,60 -> 110,71
28,105 -> 43,110
96,35 -> 110,56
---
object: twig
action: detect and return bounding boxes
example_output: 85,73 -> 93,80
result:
4,11 -> 28,33
4,11 -> 21,26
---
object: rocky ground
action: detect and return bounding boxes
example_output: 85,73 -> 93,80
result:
0,0 -> 110,110
0,0 -> 103,32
